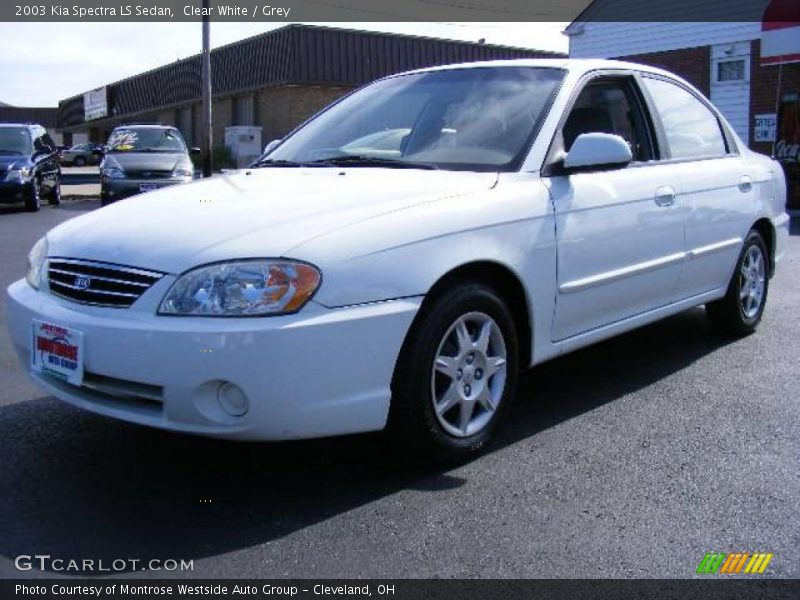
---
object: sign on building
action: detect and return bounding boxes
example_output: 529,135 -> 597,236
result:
761,1 -> 800,66
754,113 -> 777,142
84,87 -> 108,121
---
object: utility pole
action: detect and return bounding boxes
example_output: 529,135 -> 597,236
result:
201,0 -> 212,177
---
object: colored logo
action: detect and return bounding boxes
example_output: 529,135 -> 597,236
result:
74,275 -> 91,290
696,552 -> 773,574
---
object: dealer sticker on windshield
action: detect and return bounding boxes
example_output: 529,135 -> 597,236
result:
31,320 -> 84,386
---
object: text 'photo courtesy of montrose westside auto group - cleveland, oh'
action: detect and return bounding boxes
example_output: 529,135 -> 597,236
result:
0,0 -> 798,598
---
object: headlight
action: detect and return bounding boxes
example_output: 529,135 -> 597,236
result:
5,164 -> 33,182
26,237 -> 48,290
101,166 -> 126,179
171,167 -> 194,178
158,260 -> 321,316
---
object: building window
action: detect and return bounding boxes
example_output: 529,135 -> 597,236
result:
232,95 -> 255,126
716,59 -> 746,83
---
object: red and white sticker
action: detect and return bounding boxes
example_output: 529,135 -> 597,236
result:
31,320 -> 84,386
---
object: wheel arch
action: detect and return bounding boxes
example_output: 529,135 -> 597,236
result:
751,217 -> 776,277
413,260 -> 533,369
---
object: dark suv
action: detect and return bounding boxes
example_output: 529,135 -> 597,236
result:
0,123 -> 61,211
100,124 -> 198,206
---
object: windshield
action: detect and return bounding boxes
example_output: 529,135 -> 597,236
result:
264,66 -> 564,171
0,127 -> 32,155
107,128 -> 187,153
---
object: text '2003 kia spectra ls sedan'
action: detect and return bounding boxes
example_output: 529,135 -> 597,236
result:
7,59 -> 789,460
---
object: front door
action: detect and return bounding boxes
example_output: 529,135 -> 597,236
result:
546,75 -> 685,341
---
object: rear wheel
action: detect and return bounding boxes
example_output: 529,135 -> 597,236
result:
24,179 -> 41,212
389,283 -> 519,462
706,229 -> 769,336
74,156 -> 86,167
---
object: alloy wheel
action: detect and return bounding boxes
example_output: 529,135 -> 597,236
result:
430,311 -> 508,438
739,244 -> 766,319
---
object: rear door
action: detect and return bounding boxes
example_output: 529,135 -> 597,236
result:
546,73 -> 685,341
640,76 -> 752,298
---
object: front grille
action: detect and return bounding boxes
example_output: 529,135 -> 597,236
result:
125,170 -> 173,179
48,258 -> 165,308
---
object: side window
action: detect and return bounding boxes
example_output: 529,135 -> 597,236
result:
642,77 -> 727,159
562,78 -> 652,162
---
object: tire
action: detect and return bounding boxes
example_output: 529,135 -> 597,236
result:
74,156 -> 86,167
706,229 -> 769,336
48,181 -> 61,206
388,282 -> 519,462
24,178 -> 41,212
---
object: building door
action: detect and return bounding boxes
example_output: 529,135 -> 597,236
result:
711,42 -> 751,144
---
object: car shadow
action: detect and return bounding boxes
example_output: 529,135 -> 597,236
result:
0,307 -> 735,576
0,201 -> 97,216
0,204 -> 27,215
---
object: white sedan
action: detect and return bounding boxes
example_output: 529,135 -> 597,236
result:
6,59 -> 789,460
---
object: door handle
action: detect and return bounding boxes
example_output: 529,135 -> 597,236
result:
739,175 -> 752,193
655,185 -> 676,207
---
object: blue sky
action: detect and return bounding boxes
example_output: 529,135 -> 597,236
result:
0,22 -> 569,107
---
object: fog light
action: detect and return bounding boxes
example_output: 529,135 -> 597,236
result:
217,382 -> 249,416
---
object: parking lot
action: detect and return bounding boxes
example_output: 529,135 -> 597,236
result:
0,198 -> 797,579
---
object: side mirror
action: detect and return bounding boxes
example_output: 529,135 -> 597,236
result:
189,147 -> 201,155
562,133 -> 632,172
263,139 -> 281,156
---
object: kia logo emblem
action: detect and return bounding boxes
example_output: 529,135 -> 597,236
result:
74,275 -> 91,290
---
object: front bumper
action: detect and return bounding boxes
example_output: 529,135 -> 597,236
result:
7,279 -> 420,440
0,180 -> 32,203
101,177 -> 191,201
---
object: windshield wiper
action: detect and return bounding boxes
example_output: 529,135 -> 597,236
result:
309,155 -> 438,170
0,149 -> 23,155
250,158 -> 320,168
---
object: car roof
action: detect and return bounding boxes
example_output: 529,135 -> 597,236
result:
112,124 -> 177,130
394,58 -> 688,85
0,123 -> 35,129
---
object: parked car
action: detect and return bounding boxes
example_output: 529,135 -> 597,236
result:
7,60 -> 789,460
0,123 -> 61,211
60,143 -> 104,166
100,124 -> 199,206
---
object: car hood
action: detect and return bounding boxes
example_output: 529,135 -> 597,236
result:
0,154 -> 30,168
46,167 -> 498,274
105,152 -> 188,171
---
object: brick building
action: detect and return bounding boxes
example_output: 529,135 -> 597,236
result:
566,0 -> 800,207
57,24 -> 562,163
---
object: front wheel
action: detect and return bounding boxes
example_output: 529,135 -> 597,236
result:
388,283 -> 519,462
706,229 -> 769,336
24,179 -> 41,212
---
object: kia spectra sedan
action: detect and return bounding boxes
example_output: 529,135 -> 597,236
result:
6,59 -> 789,460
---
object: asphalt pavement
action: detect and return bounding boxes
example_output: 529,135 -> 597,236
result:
0,200 -> 798,579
